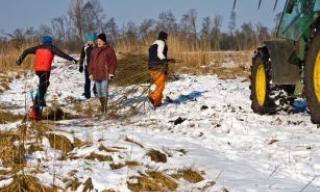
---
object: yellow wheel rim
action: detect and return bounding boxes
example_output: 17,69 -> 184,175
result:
255,64 -> 266,106
314,51 -> 320,102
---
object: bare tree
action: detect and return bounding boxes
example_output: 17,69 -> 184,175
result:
51,16 -> 67,41
200,17 -> 212,50
82,0 -> 106,34
256,23 -> 270,43
139,19 -> 156,43
211,15 -> 222,50
38,24 -> 52,35
236,22 -> 255,49
157,11 -> 177,34
68,0 -> 84,41
104,17 -> 119,43
123,22 -> 138,48
180,9 -> 198,50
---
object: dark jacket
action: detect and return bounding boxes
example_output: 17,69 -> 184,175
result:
17,44 -> 75,71
79,44 -> 94,68
148,40 -> 168,72
88,45 -> 117,81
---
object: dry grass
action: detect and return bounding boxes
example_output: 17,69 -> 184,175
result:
63,176 -> 81,191
110,160 -> 140,170
83,177 -> 94,192
98,144 -> 121,153
125,137 -> 145,148
62,170 -> 80,191
0,42 -> 34,93
85,152 -> 113,162
127,171 -> 177,192
171,168 -> 204,183
46,133 -> 74,155
0,174 -> 56,192
0,110 -> 24,123
0,130 -> 26,168
71,101 -> 98,118
27,143 -> 44,154
0,121 -> 89,191
146,149 -> 167,163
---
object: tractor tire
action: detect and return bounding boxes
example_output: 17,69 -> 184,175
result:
305,32 -> 320,123
250,52 -> 276,114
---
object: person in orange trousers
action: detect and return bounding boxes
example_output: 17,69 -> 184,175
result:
149,71 -> 166,106
148,31 -> 169,107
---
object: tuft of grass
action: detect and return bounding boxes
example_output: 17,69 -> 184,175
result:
110,160 -> 140,170
147,171 -> 178,191
71,101 -> 98,118
127,171 -> 177,192
83,177 -> 94,192
85,152 -> 113,162
0,174 -> 56,192
62,177 -> 81,191
98,145 -> 120,153
0,110 -> 24,123
46,133 -> 74,155
27,143 -> 44,154
0,130 -> 26,168
102,189 -> 116,192
171,168 -> 204,183
125,137 -> 145,148
146,149 -> 167,163
125,160 -> 140,167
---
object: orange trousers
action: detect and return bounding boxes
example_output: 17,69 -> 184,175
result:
149,71 -> 166,107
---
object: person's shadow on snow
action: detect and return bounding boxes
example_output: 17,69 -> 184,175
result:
164,90 -> 206,105
109,90 -> 205,109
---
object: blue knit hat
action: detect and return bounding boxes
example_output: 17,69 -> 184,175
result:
87,33 -> 96,42
42,35 -> 53,44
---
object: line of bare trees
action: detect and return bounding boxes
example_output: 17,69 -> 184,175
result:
0,0 -> 278,52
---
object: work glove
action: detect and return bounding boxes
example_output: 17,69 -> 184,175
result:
79,65 -> 83,73
109,74 -> 115,80
16,59 -> 22,66
72,59 -> 78,64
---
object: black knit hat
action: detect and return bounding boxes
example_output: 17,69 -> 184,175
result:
158,31 -> 168,40
97,33 -> 107,43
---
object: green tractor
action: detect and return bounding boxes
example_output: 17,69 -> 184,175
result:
250,0 -> 320,123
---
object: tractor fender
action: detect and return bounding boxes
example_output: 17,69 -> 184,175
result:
259,40 -> 300,85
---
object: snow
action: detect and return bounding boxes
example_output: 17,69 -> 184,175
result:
0,56 -> 320,191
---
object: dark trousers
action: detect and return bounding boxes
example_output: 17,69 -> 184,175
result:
84,66 -> 97,98
36,71 -> 50,100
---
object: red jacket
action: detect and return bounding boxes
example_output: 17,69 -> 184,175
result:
17,44 -> 75,71
89,45 -> 117,81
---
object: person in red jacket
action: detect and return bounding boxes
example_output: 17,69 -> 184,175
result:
88,33 -> 117,114
16,35 -> 77,107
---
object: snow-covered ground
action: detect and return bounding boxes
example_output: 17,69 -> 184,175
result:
1,57 -> 320,192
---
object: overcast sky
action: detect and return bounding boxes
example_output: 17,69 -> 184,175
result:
0,0 -> 285,33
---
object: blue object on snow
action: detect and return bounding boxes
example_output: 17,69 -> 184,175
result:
293,98 -> 307,112
42,35 -> 53,44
